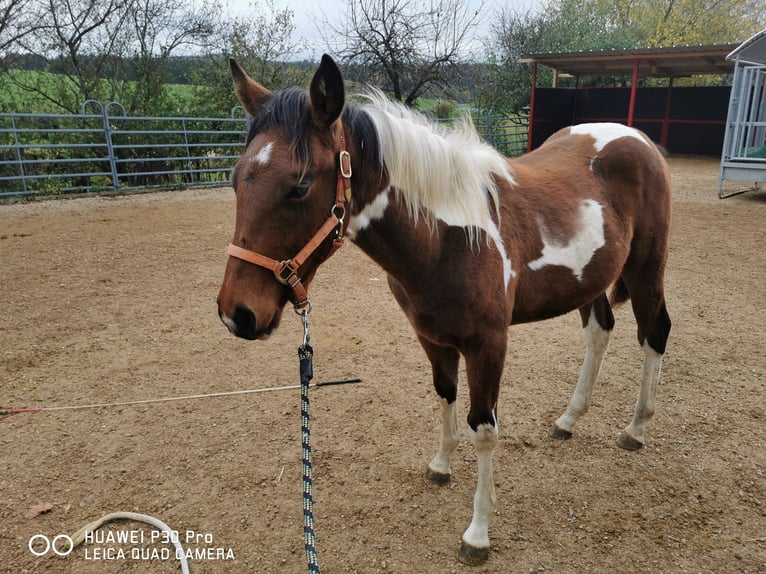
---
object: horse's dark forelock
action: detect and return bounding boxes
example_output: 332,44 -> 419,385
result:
245,86 -> 382,174
246,87 -> 312,167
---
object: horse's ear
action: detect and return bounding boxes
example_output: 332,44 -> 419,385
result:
230,58 -> 272,117
309,54 -> 345,131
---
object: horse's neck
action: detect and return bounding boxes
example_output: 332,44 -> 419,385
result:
349,188 -> 442,289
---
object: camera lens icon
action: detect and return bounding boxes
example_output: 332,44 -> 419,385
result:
28,534 -> 74,557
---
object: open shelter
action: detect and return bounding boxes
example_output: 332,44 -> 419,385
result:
520,44 -> 738,156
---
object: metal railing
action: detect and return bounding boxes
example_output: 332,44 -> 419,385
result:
1,103 -> 528,198
0,102 -> 249,198
432,109 -> 530,158
472,109 -> 529,158
719,62 -> 766,197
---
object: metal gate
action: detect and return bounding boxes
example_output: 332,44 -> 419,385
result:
719,31 -> 766,198
0,101 -> 249,198
1,102 -> 529,199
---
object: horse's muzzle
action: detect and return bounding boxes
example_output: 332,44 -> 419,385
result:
217,301 -> 277,340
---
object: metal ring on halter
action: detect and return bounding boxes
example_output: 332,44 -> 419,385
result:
294,300 -> 313,316
332,203 -> 346,224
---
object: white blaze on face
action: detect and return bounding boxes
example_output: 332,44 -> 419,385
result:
528,199 -> 606,281
570,123 -> 650,153
254,141 -> 274,166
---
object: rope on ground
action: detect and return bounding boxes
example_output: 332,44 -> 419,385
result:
0,378 -> 362,419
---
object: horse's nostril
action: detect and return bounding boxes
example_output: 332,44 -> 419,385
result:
229,304 -> 257,340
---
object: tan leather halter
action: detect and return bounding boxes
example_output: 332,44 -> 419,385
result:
226,123 -> 352,311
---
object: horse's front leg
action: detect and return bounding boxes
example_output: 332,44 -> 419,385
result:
457,335 -> 506,565
418,335 -> 461,484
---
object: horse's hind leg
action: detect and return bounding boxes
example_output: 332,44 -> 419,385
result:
552,293 -> 613,440
419,336 -> 461,484
618,293 -> 671,451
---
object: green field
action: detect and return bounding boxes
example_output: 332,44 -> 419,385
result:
0,70 -> 199,115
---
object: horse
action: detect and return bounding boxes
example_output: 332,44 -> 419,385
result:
216,55 -> 672,565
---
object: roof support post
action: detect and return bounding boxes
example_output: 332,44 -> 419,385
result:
661,77 -> 674,148
628,59 -> 639,126
528,62 -> 538,153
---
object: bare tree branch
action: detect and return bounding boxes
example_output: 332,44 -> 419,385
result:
321,0 -> 484,105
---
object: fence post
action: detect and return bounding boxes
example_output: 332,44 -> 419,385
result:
10,114 -> 28,195
182,118 -> 194,184
81,100 -> 116,190
486,110 -> 494,148
104,102 -> 127,189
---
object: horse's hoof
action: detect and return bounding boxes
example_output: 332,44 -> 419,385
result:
457,540 -> 490,565
424,467 -> 451,485
617,431 -> 644,451
550,425 -> 573,440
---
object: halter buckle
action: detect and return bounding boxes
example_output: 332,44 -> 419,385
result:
339,150 -> 352,179
275,260 -> 298,285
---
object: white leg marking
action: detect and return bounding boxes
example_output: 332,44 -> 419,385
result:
462,422 -> 498,550
624,341 -> 663,444
346,189 -> 390,240
254,141 -> 273,165
570,123 -> 651,153
528,199 -> 606,281
555,307 -> 611,433
428,397 -> 460,476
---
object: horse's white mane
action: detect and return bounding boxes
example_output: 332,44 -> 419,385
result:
361,89 -> 514,242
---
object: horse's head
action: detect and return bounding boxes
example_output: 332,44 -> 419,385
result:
217,55 -> 348,340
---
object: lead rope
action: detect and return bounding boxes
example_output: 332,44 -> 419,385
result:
298,309 -> 320,574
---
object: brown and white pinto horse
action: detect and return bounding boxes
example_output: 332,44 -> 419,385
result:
216,55 -> 672,565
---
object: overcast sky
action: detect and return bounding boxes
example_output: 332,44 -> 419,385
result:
224,0 -> 547,60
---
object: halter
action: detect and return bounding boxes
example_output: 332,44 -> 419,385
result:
226,122 -> 352,311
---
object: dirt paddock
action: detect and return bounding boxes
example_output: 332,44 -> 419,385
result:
1,156 -> 764,573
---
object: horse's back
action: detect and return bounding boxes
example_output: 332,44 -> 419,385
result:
504,123 -> 671,324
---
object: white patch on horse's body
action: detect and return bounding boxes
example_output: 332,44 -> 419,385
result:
485,219 -> 515,289
347,189 -> 390,240
528,199 -> 606,281
462,421 -> 498,550
570,123 -> 650,153
254,141 -> 273,165
363,91 -> 514,246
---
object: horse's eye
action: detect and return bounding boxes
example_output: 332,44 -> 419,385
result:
287,176 -> 312,200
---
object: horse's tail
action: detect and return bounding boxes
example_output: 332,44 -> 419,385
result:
609,277 -> 631,308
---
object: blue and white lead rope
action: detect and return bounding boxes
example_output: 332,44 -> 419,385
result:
299,339 -> 320,574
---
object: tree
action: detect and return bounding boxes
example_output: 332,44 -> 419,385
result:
189,0 -> 307,118
4,0 -> 220,114
0,0 -> 42,58
482,0 -> 765,113
480,3 -> 635,113
608,0 -> 766,47
322,0 -> 485,106
121,0 -> 221,114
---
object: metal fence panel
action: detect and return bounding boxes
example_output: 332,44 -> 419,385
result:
719,62 -> 766,197
0,102 -> 250,198
1,103 -> 527,199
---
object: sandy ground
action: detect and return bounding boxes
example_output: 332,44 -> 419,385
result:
0,156 -> 764,573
